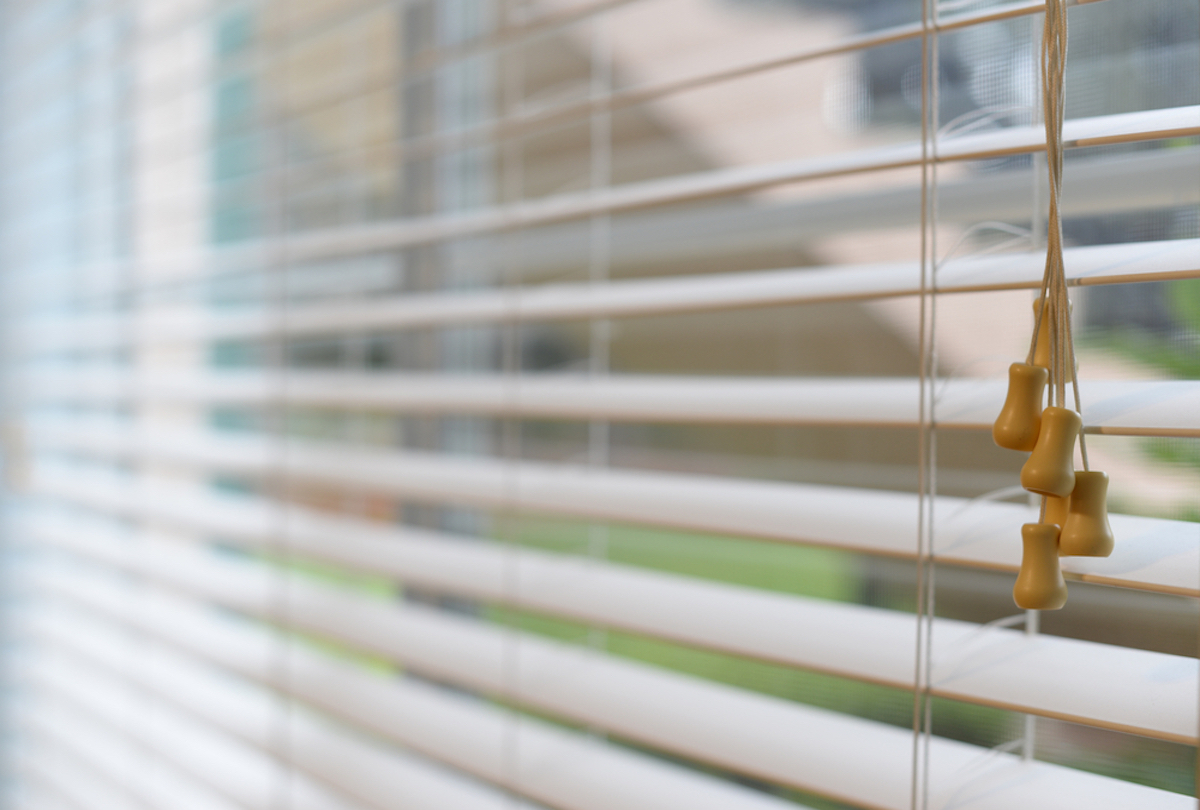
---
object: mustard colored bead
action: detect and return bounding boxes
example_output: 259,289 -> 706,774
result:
1032,297 -> 1053,371
1021,406 -> 1081,497
993,363 -> 1048,451
1043,493 -> 1069,529
1059,470 -> 1114,558
1031,297 -> 1073,381
1014,523 -> 1068,610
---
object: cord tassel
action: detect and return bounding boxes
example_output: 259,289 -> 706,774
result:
992,0 -> 1112,608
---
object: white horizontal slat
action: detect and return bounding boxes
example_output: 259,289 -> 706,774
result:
22,629 -> 541,810
449,0 -> 1109,152
0,0 -> 617,176
21,112 -> 1194,315
25,424 -> 1200,596
23,497 -> 1200,744
11,780 -> 73,810
11,772 -> 79,810
20,370 -> 1200,438
19,702 -> 243,810
26,448 -> 1200,602
16,647 -> 363,810
0,0 -> 1103,204
454,145 -> 1200,284
16,738 -> 144,810
9,104 -> 1198,309
15,236 -> 1200,352
24,607 -> 550,810
30,567 -> 819,810
116,104 -> 1200,263
23,513 -> 1198,748
31,557 -> 1192,810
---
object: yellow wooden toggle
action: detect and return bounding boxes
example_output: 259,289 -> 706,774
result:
1043,492 -> 1069,528
993,363 -> 1048,451
1020,406 -> 1080,498
1014,523 -> 1068,610
1032,297 -> 1073,381
1059,470 -> 1114,557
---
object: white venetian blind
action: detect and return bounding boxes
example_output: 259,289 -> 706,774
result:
0,0 -> 1198,809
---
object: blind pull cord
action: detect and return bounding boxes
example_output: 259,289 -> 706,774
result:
991,0 -> 1114,612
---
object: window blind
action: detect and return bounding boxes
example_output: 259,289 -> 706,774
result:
1,1 -> 1198,810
